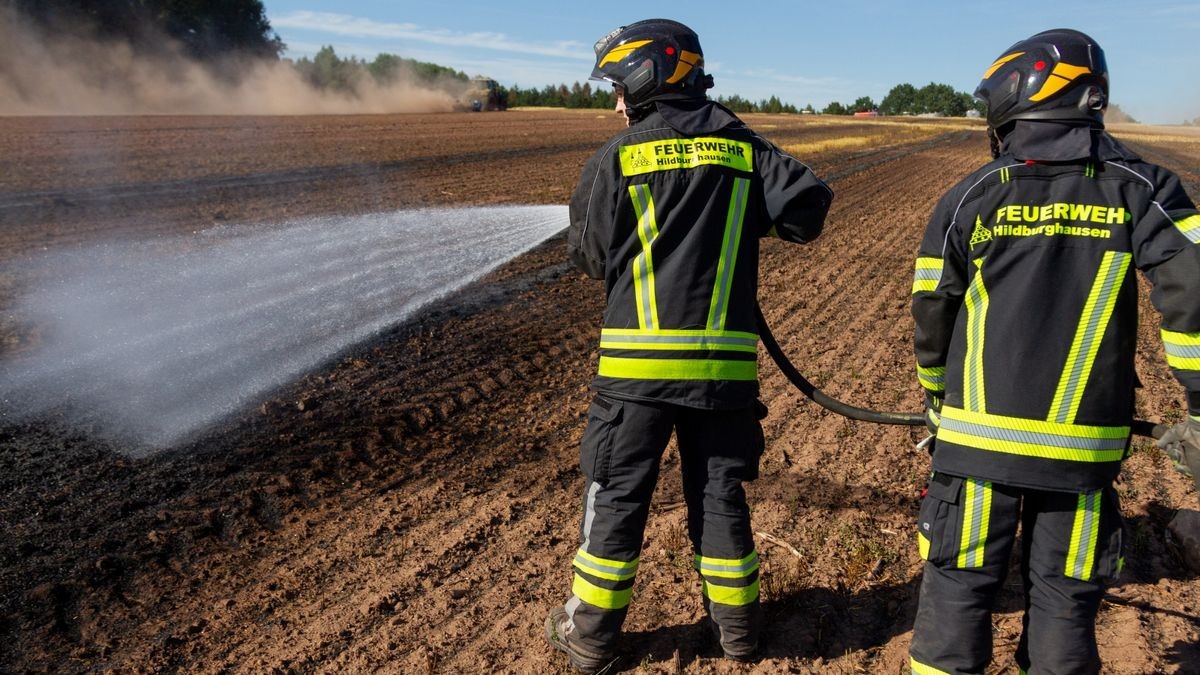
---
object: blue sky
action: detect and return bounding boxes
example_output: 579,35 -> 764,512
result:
261,1 -> 1200,124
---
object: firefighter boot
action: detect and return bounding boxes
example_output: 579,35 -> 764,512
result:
545,606 -> 615,673
705,597 -> 761,661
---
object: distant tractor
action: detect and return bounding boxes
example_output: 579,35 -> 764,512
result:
467,78 -> 507,112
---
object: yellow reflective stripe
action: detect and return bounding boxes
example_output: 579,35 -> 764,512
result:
957,479 -> 991,568
1065,491 -> 1102,581
918,531 -> 931,560
1049,252 -> 1131,423
598,39 -> 652,67
628,185 -> 661,330
912,257 -> 943,294
598,356 -> 757,381
938,406 -> 1128,462
911,656 -> 952,675
572,573 -> 632,610
573,549 -> 639,581
982,51 -> 1024,79
1162,329 -> 1200,370
1030,62 -> 1092,102
917,364 -> 946,393
602,328 -> 759,340
964,258 -> 990,412
701,578 -> 759,606
1175,214 -> 1200,244
619,137 -> 754,177
665,49 -> 702,84
694,551 -> 759,578
707,177 -> 750,330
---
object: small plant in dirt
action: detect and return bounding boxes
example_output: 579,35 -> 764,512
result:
761,555 -> 808,603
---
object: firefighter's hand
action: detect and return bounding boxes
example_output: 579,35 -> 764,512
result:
1156,416 -> 1200,489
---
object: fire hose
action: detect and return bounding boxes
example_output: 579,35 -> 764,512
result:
755,304 -> 1165,440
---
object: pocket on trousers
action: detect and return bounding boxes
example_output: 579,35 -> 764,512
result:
916,472 -> 962,565
1093,488 -> 1125,584
580,395 -> 623,485
745,401 -> 767,481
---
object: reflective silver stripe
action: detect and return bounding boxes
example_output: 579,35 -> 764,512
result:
708,177 -> 750,330
581,481 -> 600,552
1165,343 -> 1200,359
573,552 -> 637,579
629,184 -> 659,330
964,259 -> 989,412
958,479 -> 990,568
600,332 -> 758,349
568,480 -> 603,623
1050,251 -> 1130,424
695,553 -> 759,575
913,268 -> 942,282
1068,491 -> 1102,579
939,416 -> 1128,451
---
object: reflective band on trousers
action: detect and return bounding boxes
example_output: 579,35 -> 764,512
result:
700,578 -> 759,606
912,257 -> 943,294
600,328 -> 758,353
1162,328 -> 1200,371
1175,214 -> 1200,244
917,364 -> 946,394
910,656 -> 952,675
1066,491 -> 1102,581
628,184 -> 661,330
572,573 -> 633,610
573,549 -> 639,582
1049,251 -> 1131,424
957,479 -> 992,568
597,356 -> 757,381
964,258 -> 990,412
918,531 -> 931,560
937,406 -> 1129,462
693,551 -> 759,579
708,177 -> 751,330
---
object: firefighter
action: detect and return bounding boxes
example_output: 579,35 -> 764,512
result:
544,18 -> 833,672
910,29 -> 1200,674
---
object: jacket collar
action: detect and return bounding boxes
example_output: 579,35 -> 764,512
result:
652,99 -> 743,135
1001,120 -> 1140,163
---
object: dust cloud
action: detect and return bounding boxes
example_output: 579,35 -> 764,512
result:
0,206 -> 568,452
0,11 -> 464,115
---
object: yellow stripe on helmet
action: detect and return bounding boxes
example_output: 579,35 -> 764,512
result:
598,39 -> 653,67
982,52 -> 1025,79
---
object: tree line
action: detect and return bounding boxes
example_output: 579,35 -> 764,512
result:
503,79 -> 984,117
290,46 -> 469,93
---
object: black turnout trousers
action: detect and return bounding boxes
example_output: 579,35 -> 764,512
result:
910,472 -> 1123,674
563,395 -> 765,654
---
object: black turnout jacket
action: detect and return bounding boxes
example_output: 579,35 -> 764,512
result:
569,99 -> 832,409
913,120 -> 1200,492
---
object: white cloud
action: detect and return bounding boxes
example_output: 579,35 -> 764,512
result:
273,11 -> 593,61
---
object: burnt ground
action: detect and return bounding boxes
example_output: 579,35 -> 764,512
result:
0,111 -> 1198,673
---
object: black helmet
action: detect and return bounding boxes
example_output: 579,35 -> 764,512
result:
590,19 -> 713,108
974,29 -> 1108,128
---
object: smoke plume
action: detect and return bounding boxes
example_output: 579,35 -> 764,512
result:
0,10 -> 466,115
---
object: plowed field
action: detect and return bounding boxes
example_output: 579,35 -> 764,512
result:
1,111 -> 1197,673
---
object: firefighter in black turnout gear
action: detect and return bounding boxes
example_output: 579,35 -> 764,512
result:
544,19 -> 832,671
910,29 -> 1200,674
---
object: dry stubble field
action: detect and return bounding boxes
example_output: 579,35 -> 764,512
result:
0,110 -> 1198,673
